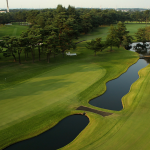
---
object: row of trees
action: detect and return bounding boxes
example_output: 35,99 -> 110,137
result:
1,21 -> 150,63
0,22 -> 77,64
86,22 -> 150,55
0,5 -> 150,63
1,22 -> 130,63
1,6 -> 150,27
86,22 -> 132,55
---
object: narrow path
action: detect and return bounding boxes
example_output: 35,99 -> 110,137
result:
76,106 -> 113,117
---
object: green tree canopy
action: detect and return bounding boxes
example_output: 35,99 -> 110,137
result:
86,38 -> 105,56
116,21 -> 129,45
106,25 -> 120,51
135,27 -> 147,44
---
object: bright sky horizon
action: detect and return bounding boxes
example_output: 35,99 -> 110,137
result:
1,0 -> 150,9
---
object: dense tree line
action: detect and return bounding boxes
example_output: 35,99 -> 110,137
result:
86,21 -> 132,55
1,6 -> 150,25
0,21 -> 132,62
0,23 -> 77,64
0,5 -> 150,63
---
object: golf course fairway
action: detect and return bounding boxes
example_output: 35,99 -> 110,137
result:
0,25 -> 28,40
1,24 -> 150,150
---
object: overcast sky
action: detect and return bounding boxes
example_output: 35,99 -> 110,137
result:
1,0 -> 150,9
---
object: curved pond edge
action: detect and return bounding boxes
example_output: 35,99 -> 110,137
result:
121,62 -> 149,110
2,49 -> 141,149
87,54 -> 139,111
3,114 -> 89,150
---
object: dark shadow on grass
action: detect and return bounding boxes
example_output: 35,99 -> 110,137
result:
0,78 -> 74,100
0,64 -> 100,100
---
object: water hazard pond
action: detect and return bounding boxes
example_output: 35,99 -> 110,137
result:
4,115 -> 89,150
4,48 -> 150,150
90,59 -> 149,111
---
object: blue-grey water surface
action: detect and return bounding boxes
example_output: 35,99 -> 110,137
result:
89,59 -> 149,111
4,115 -> 89,150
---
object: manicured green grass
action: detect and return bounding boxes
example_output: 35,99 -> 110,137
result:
75,23 -> 149,43
126,23 -> 148,39
0,25 -> 28,39
74,26 -> 109,42
0,45 -> 139,149
0,23 -> 149,150
65,62 -> 150,150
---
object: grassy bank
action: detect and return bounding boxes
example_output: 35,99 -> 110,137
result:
0,44 -> 139,150
64,60 -> 150,150
0,23 -> 148,150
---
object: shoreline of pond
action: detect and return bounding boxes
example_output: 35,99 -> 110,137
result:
4,114 -> 89,150
2,44 -> 144,150
88,44 -> 149,111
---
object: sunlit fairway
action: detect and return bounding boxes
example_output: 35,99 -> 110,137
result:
75,23 -> 148,42
0,63 -> 105,130
1,23 -> 150,150
126,23 -> 148,39
63,61 -> 150,150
